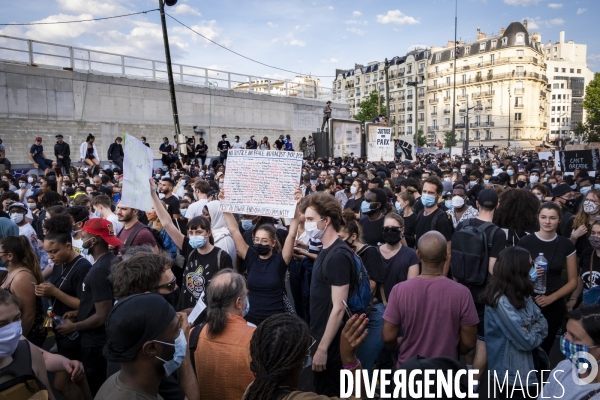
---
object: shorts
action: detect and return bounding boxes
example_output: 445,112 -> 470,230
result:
475,302 -> 485,341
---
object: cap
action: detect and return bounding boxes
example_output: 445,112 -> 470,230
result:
309,172 -> 318,180
8,202 -> 28,212
55,134 -> 63,138
82,218 -> 123,247
35,136 -> 42,142
442,190 -> 453,198
65,188 -> 76,196
552,184 -> 575,198
530,168 -> 541,174
478,188 -> 498,208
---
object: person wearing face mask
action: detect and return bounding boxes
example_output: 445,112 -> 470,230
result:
54,218 -> 119,396
395,190 -> 417,248
570,220 -> 600,313
221,189 -> 300,326
217,134 -> 231,165
359,188 -> 389,247
344,178 -> 366,219
91,195 -> 123,236
540,304 -> 600,399
481,247 -> 548,397
231,135 -> 245,150
506,163 -> 518,188
530,183 -> 548,203
551,184 -> 578,235
525,169 -> 541,190
446,186 -> 479,229
566,189 -> 600,256
190,270 -> 255,400
97,293 -> 197,400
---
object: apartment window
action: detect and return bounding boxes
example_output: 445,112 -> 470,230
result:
490,54 -> 495,64
461,88 -> 466,96
553,83 -> 559,89
450,51 -> 454,59
407,65 -> 412,73
502,37 -> 507,46
514,129 -> 521,139
515,113 -> 522,121
480,42 -> 486,51
554,67 -> 559,72
486,130 -> 492,140
517,50 -> 524,57
433,119 -> 438,128
420,63 -> 425,70
445,90 -> 451,99
465,46 -> 470,56
570,69 -> 574,73
436,54 -> 441,62
445,118 -> 450,125
462,75 -> 466,84
407,126 -> 413,135
433,106 -> 437,114
516,34 -> 524,44
577,69 -> 582,74
562,68 -> 566,73
479,57 -> 484,66
491,40 -> 497,49
446,77 -> 451,85
487,84 -> 492,94
515,97 -> 523,106
516,66 -> 524,76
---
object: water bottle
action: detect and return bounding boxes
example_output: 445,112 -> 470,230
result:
52,314 -> 80,340
534,253 -> 548,295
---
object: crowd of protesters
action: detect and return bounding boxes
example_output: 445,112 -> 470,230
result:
2,132 -> 600,399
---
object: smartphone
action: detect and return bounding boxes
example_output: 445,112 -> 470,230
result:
342,300 -> 352,318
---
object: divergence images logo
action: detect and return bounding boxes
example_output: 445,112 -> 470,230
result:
572,351 -> 599,385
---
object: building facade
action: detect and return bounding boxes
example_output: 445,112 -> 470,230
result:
233,76 -> 324,99
542,31 -> 595,146
426,21 -> 549,149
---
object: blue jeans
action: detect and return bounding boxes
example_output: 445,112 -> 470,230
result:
355,302 -> 385,378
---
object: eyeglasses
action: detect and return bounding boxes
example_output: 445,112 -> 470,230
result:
151,277 -> 177,293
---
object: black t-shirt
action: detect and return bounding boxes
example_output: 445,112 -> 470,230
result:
217,140 -> 231,157
49,255 -> 92,344
379,245 -> 420,300
245,246 -> 288,319
562,215 -> 591,256
356,245 -> 385,302
359,216 -> 385,246
413,197 -> 424,214
345,197 -> 365,215
29,144 -> 44,157
467,184 -> 482,205
274,139 -> 285,150
77,252 -> 115,347
455,219 -> 506,302
178,237 -> 233,311
414,207 -> 454,248
162,194 -> 180,218
579,247 -> 600,291
246,140 -> 258,149
310,239 -> 354,340
517,233 -> 576,294
402,213 -> 418,249
195,144 -> 208,155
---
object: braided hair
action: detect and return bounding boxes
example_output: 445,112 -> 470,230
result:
243,314 -> 311,400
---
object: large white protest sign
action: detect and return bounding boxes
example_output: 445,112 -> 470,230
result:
366,124 -> 394,161
220,150 -> 303,217
120,134 -> 154,212
332,119 -> 362,158
376,127 -> 392,147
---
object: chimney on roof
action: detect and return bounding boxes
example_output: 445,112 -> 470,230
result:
500,27 -> 505,35
447,40 -> 456,48
476,27 -> 488,41
559,31 -> 565,43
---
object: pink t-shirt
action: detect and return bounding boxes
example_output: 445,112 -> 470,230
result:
383,276 -> 479,368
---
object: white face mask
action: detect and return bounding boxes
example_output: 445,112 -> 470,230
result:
305,219 -> 326,239
460,168 -> 466,175
351,171 -> 357,177
350,186 -> 358,195
451,196 -> 465,208
10,213 -> 24,224
529,175 -> 539,184
0,321 -> 22,357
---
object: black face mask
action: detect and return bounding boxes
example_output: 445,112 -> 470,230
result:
563,199 -> 576,210
344,239 -> 355,249
253,243 -> 272,256
382,228 -> 403,245
516,181 -> 526,188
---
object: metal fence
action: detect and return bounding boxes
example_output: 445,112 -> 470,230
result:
0,34 -> 333,100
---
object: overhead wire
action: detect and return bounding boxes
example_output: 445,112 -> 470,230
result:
0,9 -> 159,26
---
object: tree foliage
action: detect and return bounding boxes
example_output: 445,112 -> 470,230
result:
354,91 -> 386,124
444,131 -> 457,149
581,72 -> 600,143
415,128 -> 427,148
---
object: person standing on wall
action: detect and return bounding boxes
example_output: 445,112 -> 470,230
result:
107,137 -> 124,170
54,134 -> 71,175
246,135 -> 258,149
217,134 -> 231,165
321,100 -> 332,132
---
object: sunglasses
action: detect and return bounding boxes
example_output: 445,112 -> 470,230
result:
382,226 -> 402,233
151,277 -> 177,293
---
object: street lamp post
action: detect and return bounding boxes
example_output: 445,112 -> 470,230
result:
159,0 -> 182,140
460,96 -> 482,154
507,87 -> 511,149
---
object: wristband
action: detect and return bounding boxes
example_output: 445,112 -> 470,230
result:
343,359 -> 360,370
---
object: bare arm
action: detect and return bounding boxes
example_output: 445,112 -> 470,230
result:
282,204 -> 301,265
407,264 -> 420,279
458,325 -> 477,355
150,179 -> 185,249
382,320 -> 402,351
312,285 -> 349,371
10,276 -> 37,336
29,341 -> 56,400
488,257 -> 497,276
222,212 -> 249,259
73,300 -> 112,331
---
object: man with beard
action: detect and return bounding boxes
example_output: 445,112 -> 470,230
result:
116,204 -> 157,253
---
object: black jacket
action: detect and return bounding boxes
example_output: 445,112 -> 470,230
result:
54,142 -> 70,159
107,143 -> 124,160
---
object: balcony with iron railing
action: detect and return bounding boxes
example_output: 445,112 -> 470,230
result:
398,96 -> 405,100
514,120 -> 524,125
444,110 -> 451,114
418,68 -> 425,74
444,97 -> 451,102
481,122 -> 495,127
419,93 -> 425,98
514,88 -> 525,94
407,95 -> 413,99
399,108 -> 406,112
454,123 -> 466,129
485,106 -> 493,111
483,90 -> 495,97
407,107 -> 413,112
470,122 -> 481,128
428,126 -> 438,132
514,104 -> 524,109
418,118 -> 425,122
431,112 -> 438,116
418,105 -> 425,110
429,98 -> 438,104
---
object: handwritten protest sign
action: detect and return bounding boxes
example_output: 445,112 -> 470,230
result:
376,127 -> 392,147
220,150 -> 303,217
332,119 -> 362,158
120,134 -> 154,211
558,149 -> 599,176
366,124 -> 394,161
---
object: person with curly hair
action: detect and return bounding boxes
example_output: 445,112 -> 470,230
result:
493,188 -> 539,247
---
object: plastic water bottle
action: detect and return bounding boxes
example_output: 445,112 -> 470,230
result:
534,253 -> 548,295
52,314 -> 79,340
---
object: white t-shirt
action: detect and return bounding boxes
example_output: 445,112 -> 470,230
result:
105,213 -> 123,236
231,141 -> 245,149
186,199 -> 208,220
18,223 -> 36,241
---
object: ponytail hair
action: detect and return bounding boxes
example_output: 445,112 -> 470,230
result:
86,133 -> 95,142
0,236 -> 43,284
205,269 -> 246,338
255,224 -> 281,254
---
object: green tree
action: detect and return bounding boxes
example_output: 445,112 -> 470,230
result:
354,91 -> 386,123
443,131 -> 457,149
415,128 -> 427,148
582,72 -> 600,143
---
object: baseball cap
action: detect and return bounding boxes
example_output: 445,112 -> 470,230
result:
35,136 -> 42,142
8,202 -> 28,212
82,218 -> 123,247
309,172 -> 318,180
552,184 -> 575,198
55,134 -> 63,138
478,188 -> 498,208
442,190 -> 453,198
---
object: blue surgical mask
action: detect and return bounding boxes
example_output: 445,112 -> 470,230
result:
189,235 -> 206,249
529,266 -> 537,282
595,184 -> 600,190
444,200 -> 453,209
162,167 -> 168,172
507,170 -> 514,176
155,329 -> 187,377
470,180 -> 478,187
219,183 -> 224,189
241,220 -> 255,231
492,165 -> 497,170
181,180 -> 187,186
581,186 -> 592,196
243,297 -> 250,317
395,201 -> 403,214
180,209 -> 187,217
361,200 -> 376,214
421,193 -> 436,208
483,179 -> 489,185
19,183 -> 26,188
560,336 -> 600,371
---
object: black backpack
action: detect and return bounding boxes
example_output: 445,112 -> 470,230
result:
415,208 -> 454,242
450,219 -> 500,286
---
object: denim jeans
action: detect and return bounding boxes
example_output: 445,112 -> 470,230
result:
355,302 -> 385,379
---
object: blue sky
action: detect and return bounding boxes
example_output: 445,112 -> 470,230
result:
0,0 -> 597,88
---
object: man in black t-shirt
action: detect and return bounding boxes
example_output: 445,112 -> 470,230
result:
274,135 -> 285,150
159,178 -> 181,219
414,176 -> 453,275
217,134 -> 231,164
55,218 -> 121,396
246,135 -> 258,149
455,188 -> 505,382
299,193 -> 353,397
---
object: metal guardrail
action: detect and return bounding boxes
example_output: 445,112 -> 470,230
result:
0,34 -> 333,100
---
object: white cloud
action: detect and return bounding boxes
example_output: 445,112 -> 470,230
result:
504,0 -> 540,5
346,27 -> 365,36
321,58 -> 340,63
546,18 -> 564,26
345,20 -> 368,25
588,54 -> 600,61
525,19 -> 540,29
173,20 -> 231,48
524,17 -> 564,29
328,6 -> 334,10
267,22 -> 278,28
2,13 -> 98,41
289,39 -> 306,46
376,10 -> 419,25
171,4 -> 202,16
352,11 -> 362,16
56,0 -> 130,16
548,3 -> 563,9
263,73 -> 287,80
577,8 -> 587,14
